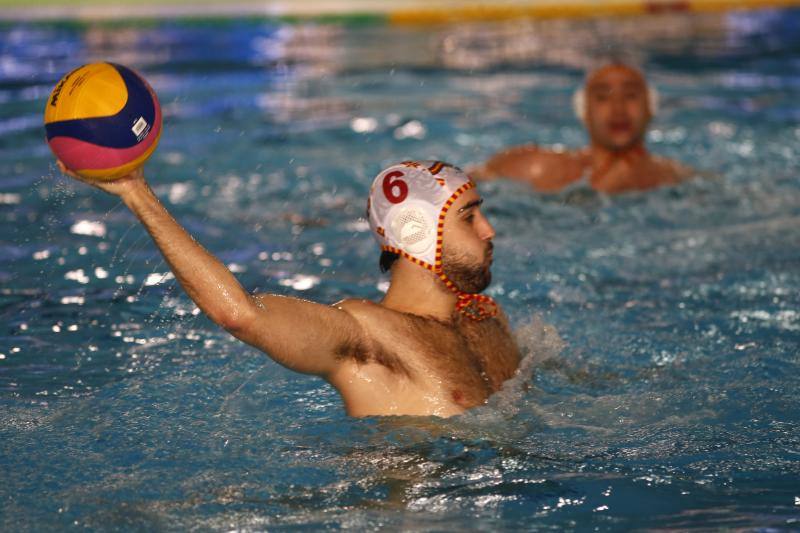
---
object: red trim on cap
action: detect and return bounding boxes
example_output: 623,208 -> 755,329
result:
428,161 -> 445,175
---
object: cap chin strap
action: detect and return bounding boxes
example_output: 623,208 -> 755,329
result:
434,182 -> 497,321
438,271 -> 498,321
381,244 -> 498,321
434,180 -> 498,321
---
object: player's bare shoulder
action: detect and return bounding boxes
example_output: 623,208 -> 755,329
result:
332,298 -> 390,350
484,144 -> 586,191
334,298 -> 444,353
652,154 -> 693,184
334,297 -> 379,316
335,298 -> 400,331
490,302 -> 514,334
328,299 -> 414,377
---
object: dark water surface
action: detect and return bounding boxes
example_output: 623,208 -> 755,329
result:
1,10 -> 799,530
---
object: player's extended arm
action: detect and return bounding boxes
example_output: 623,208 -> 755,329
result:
60,164 -> 363,377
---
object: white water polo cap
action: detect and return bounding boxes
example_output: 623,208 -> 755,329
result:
368,161 -> 471,267
367,160 -> 497,320
573,84 -> 660,124
572,64 -> 660,124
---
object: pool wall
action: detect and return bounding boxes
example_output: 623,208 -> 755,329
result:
0,0 -> 799,22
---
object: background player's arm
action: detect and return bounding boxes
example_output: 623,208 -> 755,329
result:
61,164 -> 363,377
470,146 -> 578,192
469,145 -> 542,181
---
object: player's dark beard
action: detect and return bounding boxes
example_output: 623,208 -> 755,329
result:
441,242 -> 492,294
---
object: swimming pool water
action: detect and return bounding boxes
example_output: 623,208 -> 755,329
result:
1,10 -> 799,530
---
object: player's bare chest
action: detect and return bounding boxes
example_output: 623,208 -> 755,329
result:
399,318 -> 520,397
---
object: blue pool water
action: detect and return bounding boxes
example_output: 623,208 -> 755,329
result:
1,10 -> 799,530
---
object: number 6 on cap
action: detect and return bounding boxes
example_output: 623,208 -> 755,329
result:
382,171 -> 408,204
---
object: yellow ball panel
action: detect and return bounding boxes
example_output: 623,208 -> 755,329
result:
44,63 -> 129,124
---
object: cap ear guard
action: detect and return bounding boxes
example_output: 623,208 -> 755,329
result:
572,87 -> 587,124
572,85 -> 660,124
648,86 -> 660,117
389,203 -> 436,255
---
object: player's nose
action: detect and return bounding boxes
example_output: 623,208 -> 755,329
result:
477,212 -> 495,241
